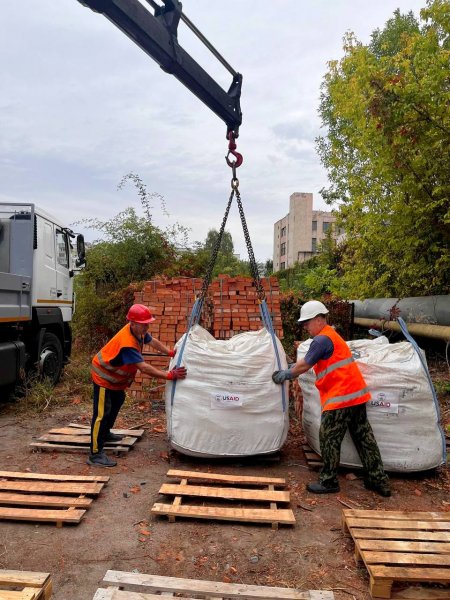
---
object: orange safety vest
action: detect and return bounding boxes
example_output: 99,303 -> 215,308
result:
91,324 -> 144,390
313,325 -> 371,412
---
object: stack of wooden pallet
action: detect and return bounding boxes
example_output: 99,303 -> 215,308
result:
131,275 -> 283,400
0,470 -> 109,527
93,571 -> 335,600
0,570 -> 52,599
342,508 -> 450,599
151,469 -> 296,529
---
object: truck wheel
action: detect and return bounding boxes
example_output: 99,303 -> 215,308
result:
39,333 -> 63,384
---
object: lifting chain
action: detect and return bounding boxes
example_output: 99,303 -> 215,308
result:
198,188 -> 234,303
234,185 -> 265,302
197,133 -> 265,304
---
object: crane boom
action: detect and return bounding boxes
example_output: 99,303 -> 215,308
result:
77,0 -> 243,136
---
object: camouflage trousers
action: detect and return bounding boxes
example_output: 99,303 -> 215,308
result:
319,402 -> 389,487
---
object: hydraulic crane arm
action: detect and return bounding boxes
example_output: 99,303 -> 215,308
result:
77,0 -> 243,136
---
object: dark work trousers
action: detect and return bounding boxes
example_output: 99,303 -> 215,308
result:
90,383 -> 126,455
319,402 -> 389,487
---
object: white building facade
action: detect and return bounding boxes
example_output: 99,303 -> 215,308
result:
273,192 -> 338,271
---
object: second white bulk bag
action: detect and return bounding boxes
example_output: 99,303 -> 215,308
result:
298,335 -> 445,472
166,324 -> 289,457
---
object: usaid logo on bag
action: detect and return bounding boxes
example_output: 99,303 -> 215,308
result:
211,391 -> 243,409
368,391 -> 399,414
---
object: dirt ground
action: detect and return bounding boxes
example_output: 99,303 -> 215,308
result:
0,393 -> 449,600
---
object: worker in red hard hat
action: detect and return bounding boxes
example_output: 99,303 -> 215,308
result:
88,303 -> 187,467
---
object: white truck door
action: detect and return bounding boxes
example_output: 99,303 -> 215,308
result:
33,217 -> 58,303
55,229 -> 73,321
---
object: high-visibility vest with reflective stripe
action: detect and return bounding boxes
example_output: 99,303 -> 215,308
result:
91,324 -> 143,390
313,325 -> 371,412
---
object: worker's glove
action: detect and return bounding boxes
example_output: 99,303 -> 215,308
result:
167,349 -> 177,358
272,369 -> 294,384
167,366 -> 187,380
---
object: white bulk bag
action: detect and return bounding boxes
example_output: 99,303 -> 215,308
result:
165,324 -> 289,457
298,336 -> 445,472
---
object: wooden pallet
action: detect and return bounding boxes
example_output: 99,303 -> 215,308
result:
342,509 -> 450,599
302,444 -> 323,470
0,470 -> 109,527
30,423 -> 144,454
151,469 -> 296,529
93,570 -> 334,600
0,570 -> 52,600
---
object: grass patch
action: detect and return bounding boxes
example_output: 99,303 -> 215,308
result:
9,350 -> 93,414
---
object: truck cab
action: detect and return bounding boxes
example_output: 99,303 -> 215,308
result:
0,203 -> 85,393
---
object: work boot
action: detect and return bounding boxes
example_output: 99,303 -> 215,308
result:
364,480 -> 391,497
105,432 -> 123,442
307,481 -> 340,494
87,452 -> 117,468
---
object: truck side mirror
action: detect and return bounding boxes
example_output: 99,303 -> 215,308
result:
76,234 -> 86,268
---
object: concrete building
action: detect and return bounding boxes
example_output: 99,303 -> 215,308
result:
273,192 -> 338,271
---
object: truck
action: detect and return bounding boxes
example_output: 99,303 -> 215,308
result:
0,203 -> 85,396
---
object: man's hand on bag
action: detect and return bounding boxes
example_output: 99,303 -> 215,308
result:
168,349 -> 177,358
272,369 -> 293,384
167,366 -> 187,380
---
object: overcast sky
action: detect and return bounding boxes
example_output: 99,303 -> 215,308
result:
0,1 -> 425,262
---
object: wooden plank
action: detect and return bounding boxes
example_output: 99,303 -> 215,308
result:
103,571 -> 333,599
343,509 -> 449,521
29,442 -> 129,453
96,591 -> 202,600
93,591 -> 115,600
344,517 -> 450,531
168,478 -> 186,524
363,551 -> 450,566
368,565 -> 450,582
159,483 -> 290,503
357,539 -> 450,553
0,592 -> 36,600
166,470 -> 286,486
350,528 -> 450,542
0,471 -> 109,483
0,571 -> 49,587
55,426 -> 144,437
0,506 -> 85,524
36,434 -> 137,446
151,503 -> 296,525
0,481 -> 104,495
0,492 -> 93,508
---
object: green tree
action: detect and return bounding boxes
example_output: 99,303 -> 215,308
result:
73,174 -> 186,348
317,0 -> 450,298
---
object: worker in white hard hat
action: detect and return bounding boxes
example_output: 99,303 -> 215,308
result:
272,300 -> 390,497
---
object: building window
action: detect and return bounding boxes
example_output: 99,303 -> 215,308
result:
280,242 -> 286,256
280,262 -> 285,270
312,238 -> 317,252
312,220 -> 317,232
280,226 -> 286,237
323,221 -> 331,233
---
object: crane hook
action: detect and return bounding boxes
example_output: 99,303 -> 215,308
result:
225,132 -> 243,169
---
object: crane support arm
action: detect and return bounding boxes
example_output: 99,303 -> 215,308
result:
77,0 -> 243,136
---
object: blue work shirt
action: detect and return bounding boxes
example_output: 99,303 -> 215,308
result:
110,332 -> 153,366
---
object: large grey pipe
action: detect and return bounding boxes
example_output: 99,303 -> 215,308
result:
353,295 -> 450,341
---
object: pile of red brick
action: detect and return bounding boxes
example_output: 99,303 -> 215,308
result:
129,275 -> 283,400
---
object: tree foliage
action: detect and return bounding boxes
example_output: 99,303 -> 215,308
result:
317,0 -> 450,298
73,174 -> 184,348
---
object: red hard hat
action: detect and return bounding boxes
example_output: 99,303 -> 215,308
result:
126,304 -> 155,324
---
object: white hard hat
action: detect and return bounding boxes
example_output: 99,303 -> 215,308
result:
298,300 -> 329,322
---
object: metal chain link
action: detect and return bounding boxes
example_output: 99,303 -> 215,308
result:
234,183 -> 266,301
198,187 -> 235,302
